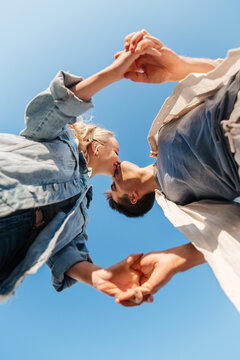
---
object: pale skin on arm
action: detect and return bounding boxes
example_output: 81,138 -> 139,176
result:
69,50 -> 144,102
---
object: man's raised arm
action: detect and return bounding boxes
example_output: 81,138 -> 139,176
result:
120,29 -> 222,84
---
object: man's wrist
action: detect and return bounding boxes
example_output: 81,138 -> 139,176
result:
178,56 -> 221,79
166,243 -> 206,274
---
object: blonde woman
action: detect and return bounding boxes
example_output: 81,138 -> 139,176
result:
0,48 -> 151,305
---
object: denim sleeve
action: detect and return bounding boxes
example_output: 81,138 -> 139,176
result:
20,71 -> 94,141
46,231 -> 93,292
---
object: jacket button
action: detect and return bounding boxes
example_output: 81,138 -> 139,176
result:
64,183 -> 68,190
73,179 -> 77,186
53,184 -> 58,191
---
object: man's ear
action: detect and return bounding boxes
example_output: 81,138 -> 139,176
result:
129,190 -> 139,205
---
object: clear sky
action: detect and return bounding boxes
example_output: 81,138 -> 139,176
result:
1,1 -> 240,359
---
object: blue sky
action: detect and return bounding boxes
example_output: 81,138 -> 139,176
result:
1,1 -> 240,359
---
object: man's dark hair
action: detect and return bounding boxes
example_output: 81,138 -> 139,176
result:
105,191 -> 155,218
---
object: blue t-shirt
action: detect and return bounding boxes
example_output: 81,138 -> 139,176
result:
155,72 -> 240,205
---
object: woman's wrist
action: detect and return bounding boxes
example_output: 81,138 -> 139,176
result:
69,67 -> 121,102
66,261 -> 102,286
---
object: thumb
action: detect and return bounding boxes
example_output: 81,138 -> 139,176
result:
135,49 -> 163,68
116,287 -> 143,304
115,288 -> 137,303
134,289 -> 155,304
124,71 -> 148,83
116,287 -> 154,305
125,253 -> 143,266
114,50 -> 124,60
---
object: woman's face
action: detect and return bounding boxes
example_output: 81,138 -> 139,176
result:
97,136 -> 120,177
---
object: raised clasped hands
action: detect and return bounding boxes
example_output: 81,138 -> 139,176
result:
114,29 -> 184,84
72,29 -> 218,101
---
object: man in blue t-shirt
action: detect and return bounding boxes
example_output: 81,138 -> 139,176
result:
106,30 -> 240,307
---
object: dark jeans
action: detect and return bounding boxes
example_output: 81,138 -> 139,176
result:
0,193 -> 80,281
0,209 -> 35,281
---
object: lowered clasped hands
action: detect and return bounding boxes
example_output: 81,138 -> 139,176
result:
90,247 -> 186,307
89,242 -> 205,307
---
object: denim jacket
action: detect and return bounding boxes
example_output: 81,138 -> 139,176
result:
0,71 -> 94,301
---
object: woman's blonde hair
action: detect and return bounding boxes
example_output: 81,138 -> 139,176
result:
69,120 -> 114,162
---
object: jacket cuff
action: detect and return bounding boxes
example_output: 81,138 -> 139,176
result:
51,251 -> 93,292
49,70 -> 94,117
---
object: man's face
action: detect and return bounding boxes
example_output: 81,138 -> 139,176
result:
110,161 -> 140,202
